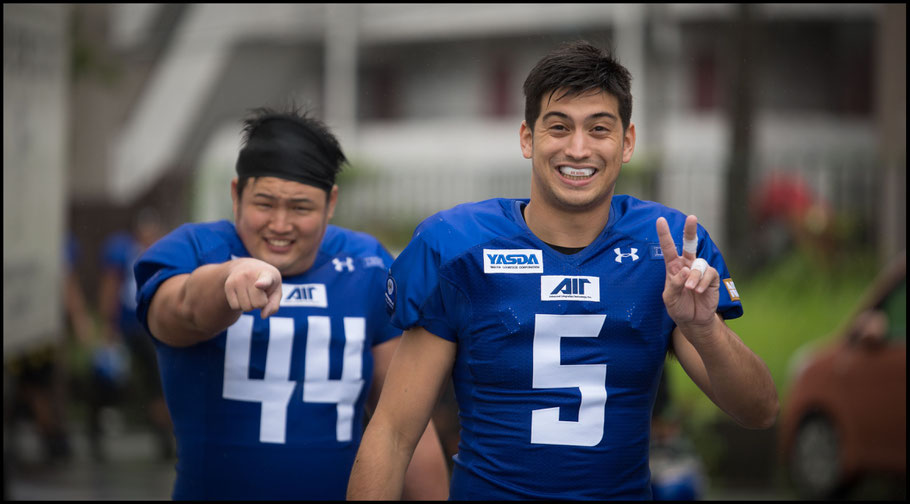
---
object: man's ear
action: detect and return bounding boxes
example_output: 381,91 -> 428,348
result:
519,121 -> 533,160
622,123 -> 636,164
326,185 -> 339,221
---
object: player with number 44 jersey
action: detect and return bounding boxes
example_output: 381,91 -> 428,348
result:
137,222 -> 393,498
134,107 -> 448,500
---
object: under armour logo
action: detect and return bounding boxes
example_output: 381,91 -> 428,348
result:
333,257 -> 355,272
614,247 -> 639,263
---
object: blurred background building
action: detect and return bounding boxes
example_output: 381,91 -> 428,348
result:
22,4 -> 905,302
4,3 -> 906,499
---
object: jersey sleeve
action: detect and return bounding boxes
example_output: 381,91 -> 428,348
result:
696,226 -> 743,320
366,243 -> 403,347
386,230 -> 461,342
133,224 -> 231,335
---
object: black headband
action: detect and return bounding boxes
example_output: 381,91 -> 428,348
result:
235,117 -> 336,192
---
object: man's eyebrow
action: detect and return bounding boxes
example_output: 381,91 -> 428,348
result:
541,111 -> 618,122
541,111 -> 570,122
589,112 -> 618,122
252,193 -> 315,204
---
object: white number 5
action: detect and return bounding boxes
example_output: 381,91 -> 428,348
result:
222,314 -> 365,444
531,314 -> 607,447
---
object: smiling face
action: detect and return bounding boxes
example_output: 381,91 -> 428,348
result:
231,176 -> 338,277
520,88 -> 635,215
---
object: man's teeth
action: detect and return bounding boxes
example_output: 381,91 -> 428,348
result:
268,239 -> 291,246
559,166 -> 594,177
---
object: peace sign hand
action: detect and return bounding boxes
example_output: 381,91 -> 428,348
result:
656,215 -> 720,334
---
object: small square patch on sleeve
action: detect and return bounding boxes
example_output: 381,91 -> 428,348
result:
723,278 -> 740,301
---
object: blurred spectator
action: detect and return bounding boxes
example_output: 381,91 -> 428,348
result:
93,208 -> 173,461
64,234 -> 95,347
5,234 -> 89,466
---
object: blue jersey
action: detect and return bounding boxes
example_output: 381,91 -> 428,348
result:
134,220 -> 399,500
387,195 -> 742,500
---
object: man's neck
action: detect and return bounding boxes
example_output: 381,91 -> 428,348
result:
523,196 -> 612,249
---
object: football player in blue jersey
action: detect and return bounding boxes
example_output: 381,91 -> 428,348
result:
133,106 -> 449,500
348,41 -> 779,500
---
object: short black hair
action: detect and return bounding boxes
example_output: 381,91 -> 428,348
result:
235,104 -> 346,198
523,41 -> 632,132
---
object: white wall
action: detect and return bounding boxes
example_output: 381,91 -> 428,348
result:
3,4 -> 71,356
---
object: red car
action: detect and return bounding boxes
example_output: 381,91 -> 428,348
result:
779,250 -> 906,499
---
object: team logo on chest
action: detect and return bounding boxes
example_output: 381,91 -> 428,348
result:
333,257 -> 355,272
281,283 -> 328,308
483,249 -> 544,274
541,276 -> 600,301
614,247 -> 640,263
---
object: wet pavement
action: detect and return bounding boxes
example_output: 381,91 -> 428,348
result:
4,418 -> 808,501
5,420 -> 175,501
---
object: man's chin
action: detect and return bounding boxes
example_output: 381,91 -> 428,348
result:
252,251 -> 287,271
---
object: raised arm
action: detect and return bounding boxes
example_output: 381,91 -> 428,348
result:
657,216 -> 779,429
348,326 -> 456,500
146,257 -> 283,347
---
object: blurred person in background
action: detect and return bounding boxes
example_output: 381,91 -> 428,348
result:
93,209 -> 173,461
132,105 -> 449,500
348,40 -> 778,500
5,234 -> 91,467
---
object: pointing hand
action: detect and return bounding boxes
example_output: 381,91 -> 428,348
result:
224,258 -> 283,318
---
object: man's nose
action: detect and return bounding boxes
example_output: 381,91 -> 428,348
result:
269,208 -> 293,233
564,130 -> 592,159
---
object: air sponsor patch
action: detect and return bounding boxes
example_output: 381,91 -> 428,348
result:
281,283 -> 328,308
723,278 -> 740,301
483,249 -> 544,274
541,275 -> 600,301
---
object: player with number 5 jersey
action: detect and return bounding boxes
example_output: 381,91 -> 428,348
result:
382,195 -> 740,499
134,106 -> 448,500
347,42 -> 779,500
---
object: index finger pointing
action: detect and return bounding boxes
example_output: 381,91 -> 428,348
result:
261,287 -> 282,319
655,217 -> 679,265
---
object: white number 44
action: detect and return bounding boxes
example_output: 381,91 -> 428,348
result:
222,314 -> 366,444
